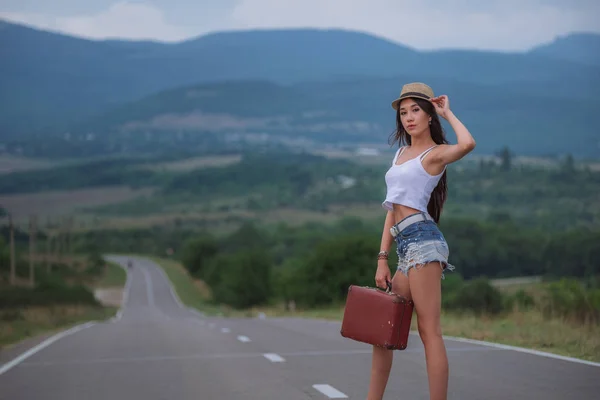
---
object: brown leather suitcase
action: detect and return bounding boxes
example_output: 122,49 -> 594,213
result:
340,283 -> 414,350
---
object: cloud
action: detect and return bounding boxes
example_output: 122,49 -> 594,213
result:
228,0 -> 600,50
1,1 -> 194,42
0,10 -> 57,32
1,0 -> 599,50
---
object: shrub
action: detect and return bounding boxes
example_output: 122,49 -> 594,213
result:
85,252 -> 105,277
286,234 -> 380,307
180,233 -> 219,278
0,280 -> 99,309
542,278 -> 600,324
441,273 -> 465,310
513,288 -> 535,309
445,278 -> 505,315
209,249 -> 273,309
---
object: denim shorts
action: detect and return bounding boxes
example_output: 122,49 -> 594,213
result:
391,214 -> 454,279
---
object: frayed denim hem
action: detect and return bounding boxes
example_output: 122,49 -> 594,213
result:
396,239 -> 455,279
397,260 -> 455,279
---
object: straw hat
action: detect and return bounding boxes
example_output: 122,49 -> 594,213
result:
391,82 -> 434,110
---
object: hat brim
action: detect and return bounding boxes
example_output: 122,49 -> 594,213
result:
391,93 -> 432,110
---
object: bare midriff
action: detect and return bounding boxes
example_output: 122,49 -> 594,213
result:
392,203 -> 423,224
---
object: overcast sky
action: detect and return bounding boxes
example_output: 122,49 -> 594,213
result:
1,0 -> 598,51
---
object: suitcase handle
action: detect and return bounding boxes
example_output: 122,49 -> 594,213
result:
385,280 -> 392,292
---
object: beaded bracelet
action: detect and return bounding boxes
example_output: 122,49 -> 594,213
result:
377,251 -> 388,260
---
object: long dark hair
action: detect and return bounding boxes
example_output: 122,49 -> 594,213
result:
388,97 -> 449,223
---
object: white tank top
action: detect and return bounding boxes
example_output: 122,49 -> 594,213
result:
382,145 -> 445,214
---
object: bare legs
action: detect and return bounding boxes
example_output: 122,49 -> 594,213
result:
367,346 -> 394,400
366,263 -> 448,400
410,263 -> 448,400
366,267 -> 411,400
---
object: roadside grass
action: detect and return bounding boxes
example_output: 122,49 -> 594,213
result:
236,304 -> 600,362
0,306 -> 116,349
96,261 -> 127,288
0,260 -> 126,350
147,256 -> 224,316
151,256 -> 600,363
438,309 -> 600,362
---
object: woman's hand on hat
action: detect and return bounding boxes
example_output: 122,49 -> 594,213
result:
430,95 -> 450,119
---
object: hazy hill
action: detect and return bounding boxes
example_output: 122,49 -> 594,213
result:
71,75 -> 596,157
529,33 -> 600,66
0,20 -> 598,157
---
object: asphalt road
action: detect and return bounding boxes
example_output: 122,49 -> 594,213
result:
1,256 -> 598,399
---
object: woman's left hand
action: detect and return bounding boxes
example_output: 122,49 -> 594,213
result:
430,95 -> 451,119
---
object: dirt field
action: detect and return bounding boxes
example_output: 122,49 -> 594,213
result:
94,288 -> 124,307
145,154 -> 242,172
0,155 -> 57,175
260,205 -> 384,225
0,186 -> 156,223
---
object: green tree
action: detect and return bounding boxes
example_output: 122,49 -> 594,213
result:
210,248 -> 272,308
290,234 -> 380,307
497,146 -> 512,171
180,233 -> 219,278
446,278 -> 505,315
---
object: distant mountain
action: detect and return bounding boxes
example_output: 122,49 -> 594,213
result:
0,20 -> 152,133
72,76 -> 596,157
0,19 -> 599,157
529,33 -> 600,66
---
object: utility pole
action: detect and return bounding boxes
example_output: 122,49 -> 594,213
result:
66,216 -> 74,268
29,215 -> 37,287
9,212 -> 15,286
45,218 -> 53,273
46,232 -> 52,272
55,218 -> 63,266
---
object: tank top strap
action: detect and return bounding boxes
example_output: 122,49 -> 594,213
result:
391,146 -> 407,166
418,145 -> 439,161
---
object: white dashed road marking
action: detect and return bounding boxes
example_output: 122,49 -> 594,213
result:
312,384 -> 348,399
237,335 -> 251,343
263,353 -> 285,363
140,267 -> 155,307
221,328 -> 230,333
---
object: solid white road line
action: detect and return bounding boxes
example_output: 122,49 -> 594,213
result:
441,334 -> 600,367
153,263 -> 185,308
146,258 -> 207,318
112,310 -> 122,322
312,384 -> 348,399
122,265 -> 131,306
190,309 -> 205,318
0,322 -> 96,376
237,335 -> 251,343
263,353 -> 285,363
110,262 -> 132,323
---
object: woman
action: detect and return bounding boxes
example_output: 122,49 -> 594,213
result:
368,82 -> 476,400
